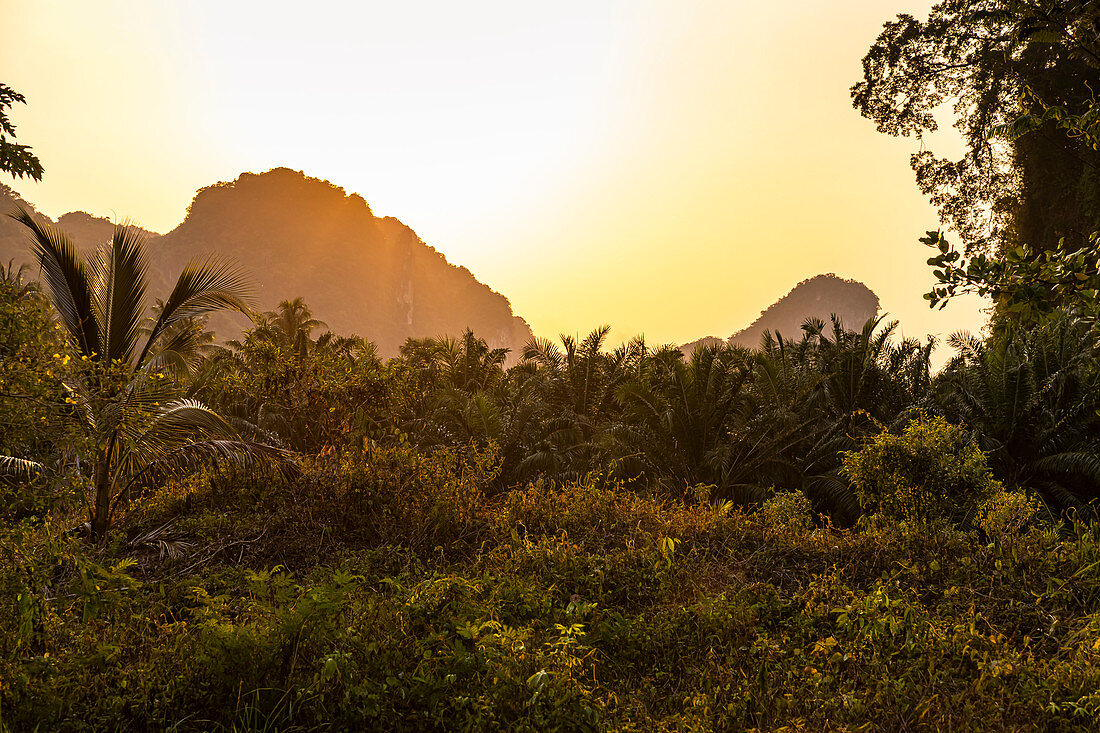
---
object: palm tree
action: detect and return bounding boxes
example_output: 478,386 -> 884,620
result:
389,331 -> 529,483
701,316 -> 934,518
615,343 -> 752,489
803,315 -> 934,427
197,303 -> 381,453
936,314 -> 1100,510
519,327 -> 644,481
8,207 -> 290,539
261,297 -> 328,357
0,258 -> 40,300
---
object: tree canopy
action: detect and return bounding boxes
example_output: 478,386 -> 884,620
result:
0,83 -> 42,182
854,0 -> 1100,256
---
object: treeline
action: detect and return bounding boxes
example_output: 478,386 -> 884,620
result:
7,257 -> 1100,535
193,301 -> 1100,519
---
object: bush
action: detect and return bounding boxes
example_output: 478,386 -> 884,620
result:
760,490 -> 814,538
500,476 -> 667,550
979,489 -> 1044,540
842,415 -> 1000,525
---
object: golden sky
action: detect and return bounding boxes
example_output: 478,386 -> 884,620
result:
2,0 -> 986,354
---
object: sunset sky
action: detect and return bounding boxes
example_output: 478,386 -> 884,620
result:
2,0 -> 986,353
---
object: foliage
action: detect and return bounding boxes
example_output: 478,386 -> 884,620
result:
854,0 -> 1100,257
979,488 -> 1043,541
4,2 -> 1100,725
0,82 -> 42,181
0,262 -> 78,520
3,283 -> 1100,731
923,229 -> 1100,325
7,448 -> 1100,730
760,489 -> 814,539
843,415 -> 1001,526
867,3 -> 1100,328
5,210 -> 290,539
934,314 -> 1100,509
197,298 -> 386,454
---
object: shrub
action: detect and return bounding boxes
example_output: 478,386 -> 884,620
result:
842,415 -> 1000,525
500,476 -> 667,550
760,490 -> 814,538
979,489 -> 1043,540
171,443 -> 500,565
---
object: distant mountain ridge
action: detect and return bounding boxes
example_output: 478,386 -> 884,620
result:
1,177 -> 880,360
681,274 -> 880,352
0,170 -> 533,356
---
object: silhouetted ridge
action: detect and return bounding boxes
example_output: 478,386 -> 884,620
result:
0,171 -> 534,356
682,274 -> 880,352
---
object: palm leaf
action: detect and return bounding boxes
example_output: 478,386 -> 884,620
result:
1033,452 -> 1100,483
120,439 -> 296,500
0,454 -> 43,477
137,257 -> 253,368
10,206 -> 101,357
94,224 -> 150,364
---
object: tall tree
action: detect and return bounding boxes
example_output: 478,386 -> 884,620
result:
854,1 -> 1100,257
935,314 -> 1100,509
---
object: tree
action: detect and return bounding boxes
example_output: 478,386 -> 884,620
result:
857,3 -> 1100,325
854,1 -> 1100,257
0,259 -> 74,519
0,83 -> 43,181
703,316 -> 934,517
935,315 -> 1100,510
519,327 -> 644,481
616,343 -> 751,490
5,208 -> 290,539
259,297 -> 328,356
199,300 -> 384,453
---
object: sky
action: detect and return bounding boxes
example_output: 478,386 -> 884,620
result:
2,0 -> 987,355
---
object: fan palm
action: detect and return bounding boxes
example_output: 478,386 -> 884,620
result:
8,207 -> 291,539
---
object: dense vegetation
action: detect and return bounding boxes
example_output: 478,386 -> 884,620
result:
5,239 -> 1100,729
7,1 -> 1100,730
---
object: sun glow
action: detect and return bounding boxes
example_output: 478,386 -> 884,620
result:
2,0 -> 984,351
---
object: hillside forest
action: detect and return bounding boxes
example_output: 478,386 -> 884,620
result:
7,2 -> 1100,730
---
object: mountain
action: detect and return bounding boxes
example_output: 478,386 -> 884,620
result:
0,171 -> 533,356
681,274 -> 880,352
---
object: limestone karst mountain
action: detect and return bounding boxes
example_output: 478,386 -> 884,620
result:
681,274 -> 880,352
0,171 -> 533,356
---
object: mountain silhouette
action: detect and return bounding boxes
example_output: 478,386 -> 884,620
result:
0,170 -> 533,356
681,274 -> 880,352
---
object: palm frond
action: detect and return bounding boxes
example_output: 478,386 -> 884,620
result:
133,398 -> 241,452
94,225 -> 150,364
121,439 -> 296,499
145,318 -> 217,377
10,206 -> 101,357
137,257 -> 253,368
130,520 -> 195,560
1033,452 -> 1100,483
0,454 -> 43,477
